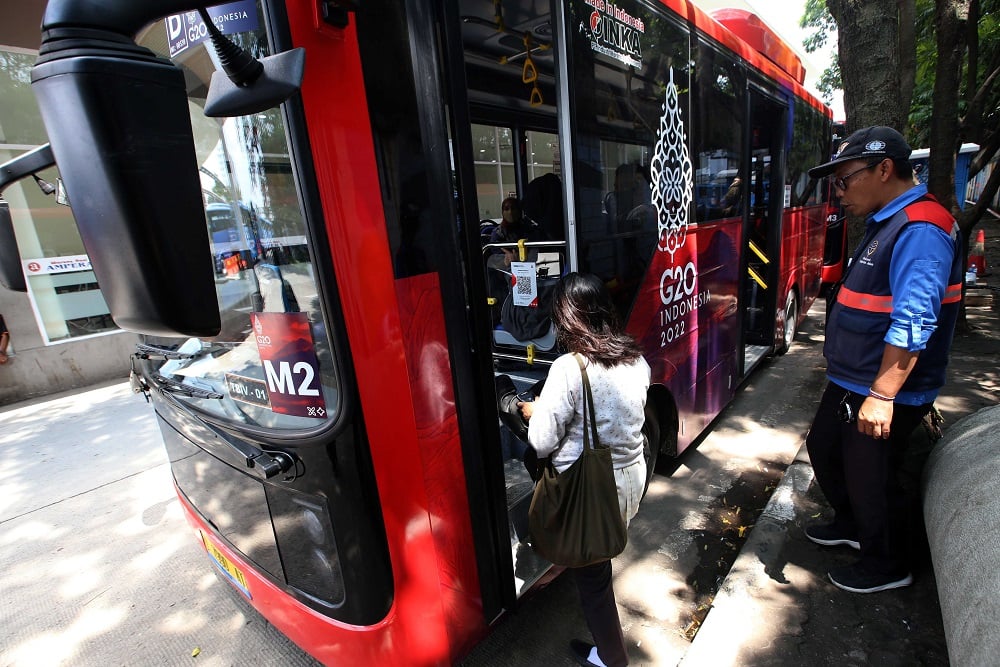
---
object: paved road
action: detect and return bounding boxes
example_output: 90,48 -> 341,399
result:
0,383 -> 319,667
0,309 -> 829,667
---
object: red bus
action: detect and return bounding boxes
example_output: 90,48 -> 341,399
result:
10,0 -> 834,663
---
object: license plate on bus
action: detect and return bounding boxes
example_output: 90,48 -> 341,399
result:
201,531 -> 252,600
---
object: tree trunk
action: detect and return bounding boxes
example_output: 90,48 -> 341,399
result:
826,0 -> 906,131
928,0 -> 969,215
898,0 -> 917,118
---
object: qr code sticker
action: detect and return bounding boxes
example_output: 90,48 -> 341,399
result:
510,262 -> 538,307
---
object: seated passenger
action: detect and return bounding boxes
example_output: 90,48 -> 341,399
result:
487,197 -> 547,270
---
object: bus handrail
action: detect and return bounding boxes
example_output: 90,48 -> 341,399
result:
481,239 -> 567,254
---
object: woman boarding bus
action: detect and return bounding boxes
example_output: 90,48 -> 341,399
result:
15,0 -> 834,663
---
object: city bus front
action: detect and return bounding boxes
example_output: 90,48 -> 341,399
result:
27,1 -> 495,664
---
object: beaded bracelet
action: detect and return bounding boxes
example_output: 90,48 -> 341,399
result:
868,388 -> 896,401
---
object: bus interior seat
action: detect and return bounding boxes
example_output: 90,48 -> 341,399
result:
483,245 -> 564,353
492,268 -> 560,351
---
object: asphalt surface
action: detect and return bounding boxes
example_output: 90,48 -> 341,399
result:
1,218 -> 997,667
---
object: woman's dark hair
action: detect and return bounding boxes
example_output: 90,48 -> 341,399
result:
551,272 -> 643,367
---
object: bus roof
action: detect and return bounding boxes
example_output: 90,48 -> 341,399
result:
677,1 -> 831,118
709,8 -> 806,85
909,143 -> 980,159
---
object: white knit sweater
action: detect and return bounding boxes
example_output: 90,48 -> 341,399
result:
527,353 -> 650,472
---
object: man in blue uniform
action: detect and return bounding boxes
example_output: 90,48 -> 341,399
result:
804,126 -> 963,593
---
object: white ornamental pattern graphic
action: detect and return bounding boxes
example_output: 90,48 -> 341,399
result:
650,69 -> 693,258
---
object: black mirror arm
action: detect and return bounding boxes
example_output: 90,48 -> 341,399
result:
197,8 -> 262,87
0,145 -> 55,194
0,145 -> 57,293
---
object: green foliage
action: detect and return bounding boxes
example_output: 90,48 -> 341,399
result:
800,0 -> 838,50
908,0 -> 1000,149
800,0 -> 840,105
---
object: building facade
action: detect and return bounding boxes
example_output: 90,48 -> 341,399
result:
0,1 -> 139,405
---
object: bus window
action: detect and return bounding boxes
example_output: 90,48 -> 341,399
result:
135,14 -> 338,431
567,1 -> 691,322
473,124 -> 517,222
787,97 -> 829,208
693,40 -> 746,222
525,130 -> 559,182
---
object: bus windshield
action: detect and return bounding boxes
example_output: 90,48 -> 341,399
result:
135,7 -> 339,430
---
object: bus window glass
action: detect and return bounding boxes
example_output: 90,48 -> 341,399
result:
134,7 -> 340,430
525,130 -> 559,182
473,124 -> 516,221
568,0 -> 691,319
788,98 -> 828,207
693,40 -> 745,222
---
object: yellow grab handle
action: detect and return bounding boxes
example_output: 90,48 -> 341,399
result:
529,85 -> 543,107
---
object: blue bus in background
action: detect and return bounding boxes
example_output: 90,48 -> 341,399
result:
910,142 -> 980,210
206,202 -> 273,276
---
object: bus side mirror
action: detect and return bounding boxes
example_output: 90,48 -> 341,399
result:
31,33 -> 221,338
0,200 -> 25,292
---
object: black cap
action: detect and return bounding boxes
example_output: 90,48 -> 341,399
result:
808,126 -> 912,178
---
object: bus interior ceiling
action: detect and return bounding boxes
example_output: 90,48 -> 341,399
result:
461,3 -> 557,116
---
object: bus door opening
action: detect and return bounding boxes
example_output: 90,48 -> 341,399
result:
741,91 -> 785,368
455,4 -> 568,599
477,148 -> 568,595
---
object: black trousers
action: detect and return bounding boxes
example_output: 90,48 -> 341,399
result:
806,382 -> 931,574
573,560 -> 627,666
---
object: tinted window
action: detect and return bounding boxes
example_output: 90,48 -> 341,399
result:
569,0 -> 691,319
787,98 -> 828,207
692,40 -> 746,222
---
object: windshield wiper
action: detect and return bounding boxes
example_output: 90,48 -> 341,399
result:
136,341 -> 234,361
136,342 -> 198,360
150,372 -> 225,399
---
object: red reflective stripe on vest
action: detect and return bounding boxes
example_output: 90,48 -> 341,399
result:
837,285 -> 893,312
942,282 -> 963,304
903,200 -> 956,236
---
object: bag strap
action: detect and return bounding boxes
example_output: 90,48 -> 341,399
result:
574,354 -> 600,451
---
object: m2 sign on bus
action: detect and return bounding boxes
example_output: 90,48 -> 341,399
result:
252,312 -> 327,419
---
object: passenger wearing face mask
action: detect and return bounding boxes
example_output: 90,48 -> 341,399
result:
487,196 -> 547,269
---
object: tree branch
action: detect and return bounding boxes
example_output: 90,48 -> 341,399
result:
963,63 -> 1000,133
969,132 -> 1000,177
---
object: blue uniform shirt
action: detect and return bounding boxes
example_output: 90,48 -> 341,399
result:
830,184 -> 955,405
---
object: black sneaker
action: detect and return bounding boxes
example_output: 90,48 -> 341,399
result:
828,562 -> 913,593
805,523 -> 860,550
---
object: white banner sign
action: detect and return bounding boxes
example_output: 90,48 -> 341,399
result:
23,255 -> 93,275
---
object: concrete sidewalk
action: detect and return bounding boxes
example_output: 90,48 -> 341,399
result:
0,381 -> 320,667
683,290 -> 1000,665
